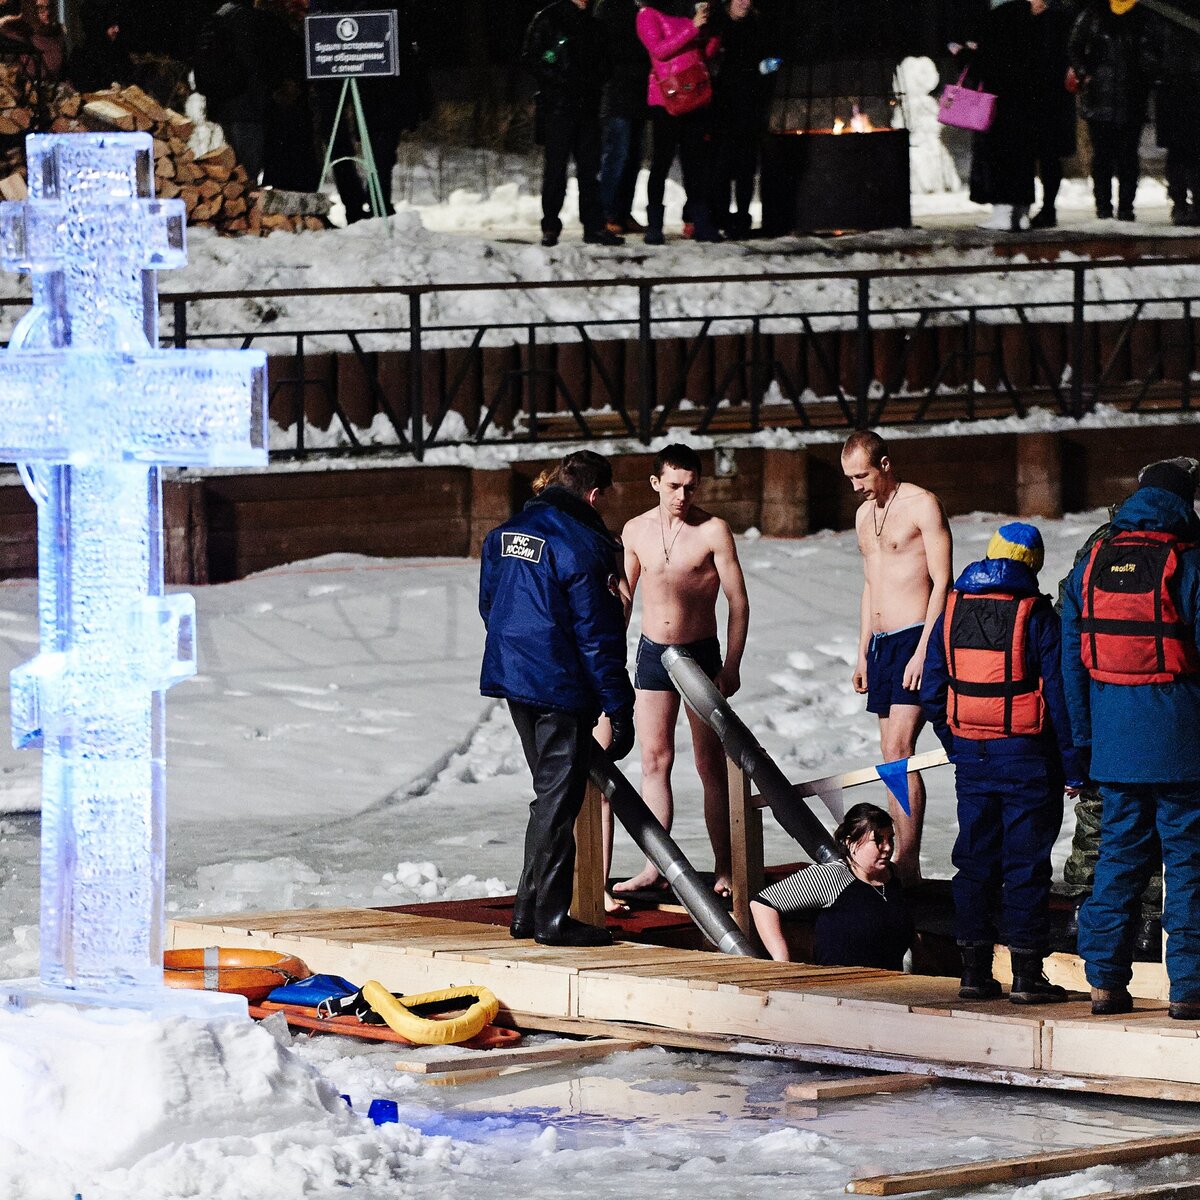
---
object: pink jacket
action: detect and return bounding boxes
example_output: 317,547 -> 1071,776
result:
635,7 -> 721,109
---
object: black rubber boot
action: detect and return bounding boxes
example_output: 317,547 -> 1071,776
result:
1091,986 -> 1133,1016
535,914 -> 613,947
509,893 -> 534,940
644,204 -> 665,246
958,941 -> 1002,1000
1009,949 -> 1068,1005
690,204 -> 723,243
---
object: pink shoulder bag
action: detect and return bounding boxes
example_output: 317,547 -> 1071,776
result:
937,70 -> 997,132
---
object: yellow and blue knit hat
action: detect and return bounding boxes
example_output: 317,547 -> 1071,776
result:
986,522 -> 1044,573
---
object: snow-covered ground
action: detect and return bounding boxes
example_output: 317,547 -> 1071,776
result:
1,510 -> 1197,1198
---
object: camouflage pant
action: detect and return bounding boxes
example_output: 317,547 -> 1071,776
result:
1061,784 -> 1164,918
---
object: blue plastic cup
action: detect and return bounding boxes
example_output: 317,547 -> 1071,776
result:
368,1098 -> 399,1126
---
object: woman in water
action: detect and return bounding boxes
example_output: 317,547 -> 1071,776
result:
751,802 -> 914,969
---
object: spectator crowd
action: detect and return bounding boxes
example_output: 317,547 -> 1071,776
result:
956,0 -> 1200,230
0,0 -> 1197,238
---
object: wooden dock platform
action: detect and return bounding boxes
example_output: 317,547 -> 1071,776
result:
168,906 -> 1200,1103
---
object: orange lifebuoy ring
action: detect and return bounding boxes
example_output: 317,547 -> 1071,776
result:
164,947 -> 310,1004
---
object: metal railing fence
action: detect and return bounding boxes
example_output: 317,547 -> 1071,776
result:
2,255 -> 1197,460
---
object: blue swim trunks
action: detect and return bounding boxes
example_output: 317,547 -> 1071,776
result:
866,623 -> 924,716
634,634 -> 722,692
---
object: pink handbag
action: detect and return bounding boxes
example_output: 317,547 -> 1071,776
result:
937,70 -> 997,132
652,48 -> 713,116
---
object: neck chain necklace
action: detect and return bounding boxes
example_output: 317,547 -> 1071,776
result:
660,512 -> 685,565
850,862 -> 889,900
873,482 -> 902,539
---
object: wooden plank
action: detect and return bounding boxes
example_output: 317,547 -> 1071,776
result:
728,759 -> 764,939
394,1037 -> 642,1076
571,779 -> 605,928
344,928 -> 517,953
784,1073 -> 933,1101
1045,1021 -> 1200,1085
845,1131 -> 1200,1196
493,1009 -> 1200,1100
179,907 -> 422,935
760,748 -> 949,810
576,972 -> 1041,1068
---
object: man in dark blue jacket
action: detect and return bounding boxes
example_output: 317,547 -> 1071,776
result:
480,450 -> 635,947
1061,457 -> 1200,1018
923,522 -> 1087,1005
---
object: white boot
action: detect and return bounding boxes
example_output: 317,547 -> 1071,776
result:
978,205 -> 1013,230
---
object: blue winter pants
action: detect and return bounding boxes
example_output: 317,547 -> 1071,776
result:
1079,782 -> 1200,1002
951,749 -> 1064,950
599,116 -> 645,225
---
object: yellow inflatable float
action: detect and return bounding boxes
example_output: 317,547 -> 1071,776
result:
361,981 -> 500,1046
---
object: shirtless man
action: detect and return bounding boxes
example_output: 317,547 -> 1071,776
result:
614,443 -> 750,897
842,430 -> 952,886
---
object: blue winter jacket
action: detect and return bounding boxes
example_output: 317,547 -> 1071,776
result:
922,557 -> 1088,785
479,486 -> 634,719
1060,486 -> 1200,784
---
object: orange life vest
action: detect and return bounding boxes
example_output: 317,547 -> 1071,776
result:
944,590 -> 1045,739
1080,530 -> 1200,684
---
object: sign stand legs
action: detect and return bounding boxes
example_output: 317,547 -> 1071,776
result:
318,77 -> 388,225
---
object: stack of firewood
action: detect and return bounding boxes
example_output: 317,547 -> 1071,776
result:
0,79 -> 330,236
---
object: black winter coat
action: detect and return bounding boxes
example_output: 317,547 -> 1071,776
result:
965,0 -> 1039,205
1068,4 -> 1151,126
523,0 -> 610,115
712,8 -> 775,127
200,0 -> 276,125
1030,0 -> 1078,158
1147,14 -> 1200,152
595,0 -> 649,120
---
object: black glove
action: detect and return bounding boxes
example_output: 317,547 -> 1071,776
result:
607,708 -> 635,762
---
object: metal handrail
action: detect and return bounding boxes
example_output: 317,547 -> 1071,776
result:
3,252 -> 1199,459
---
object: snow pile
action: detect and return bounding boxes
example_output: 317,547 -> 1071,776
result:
378,860 -> 510,902
194,855 -> 322,912
0,1005 -> 401,1192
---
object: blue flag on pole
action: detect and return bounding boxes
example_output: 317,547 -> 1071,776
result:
876,758 -> 911,816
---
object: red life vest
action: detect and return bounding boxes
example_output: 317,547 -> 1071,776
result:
944,590 -> 1045,739
1080,530 -> 1200,684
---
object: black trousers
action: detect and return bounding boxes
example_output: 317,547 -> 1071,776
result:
647,106 -> 711,217
313,80 -> 402,222
541,107 -> 604,237
1034,153 -> 1063,212
1166,146 -> 1200,209
710,110 -> 762,228
1088,120 -> 1141,215
508,701 -> 593,930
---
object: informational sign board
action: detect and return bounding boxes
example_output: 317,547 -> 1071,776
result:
305,10 -> 399,80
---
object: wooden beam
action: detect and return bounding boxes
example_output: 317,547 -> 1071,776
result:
571,779 -> 606,927
748,749 -> 950,810
395,1037 -> 642,1075
845,1131 -> 1200,1196
728,759 -> 764,940
497,1009 -> 1200,1101
785,1073 -> 933,1101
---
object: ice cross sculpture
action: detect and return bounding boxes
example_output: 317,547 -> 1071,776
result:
0,133 -> 266,999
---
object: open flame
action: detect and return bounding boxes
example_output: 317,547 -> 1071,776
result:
831,104 -> 875,134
